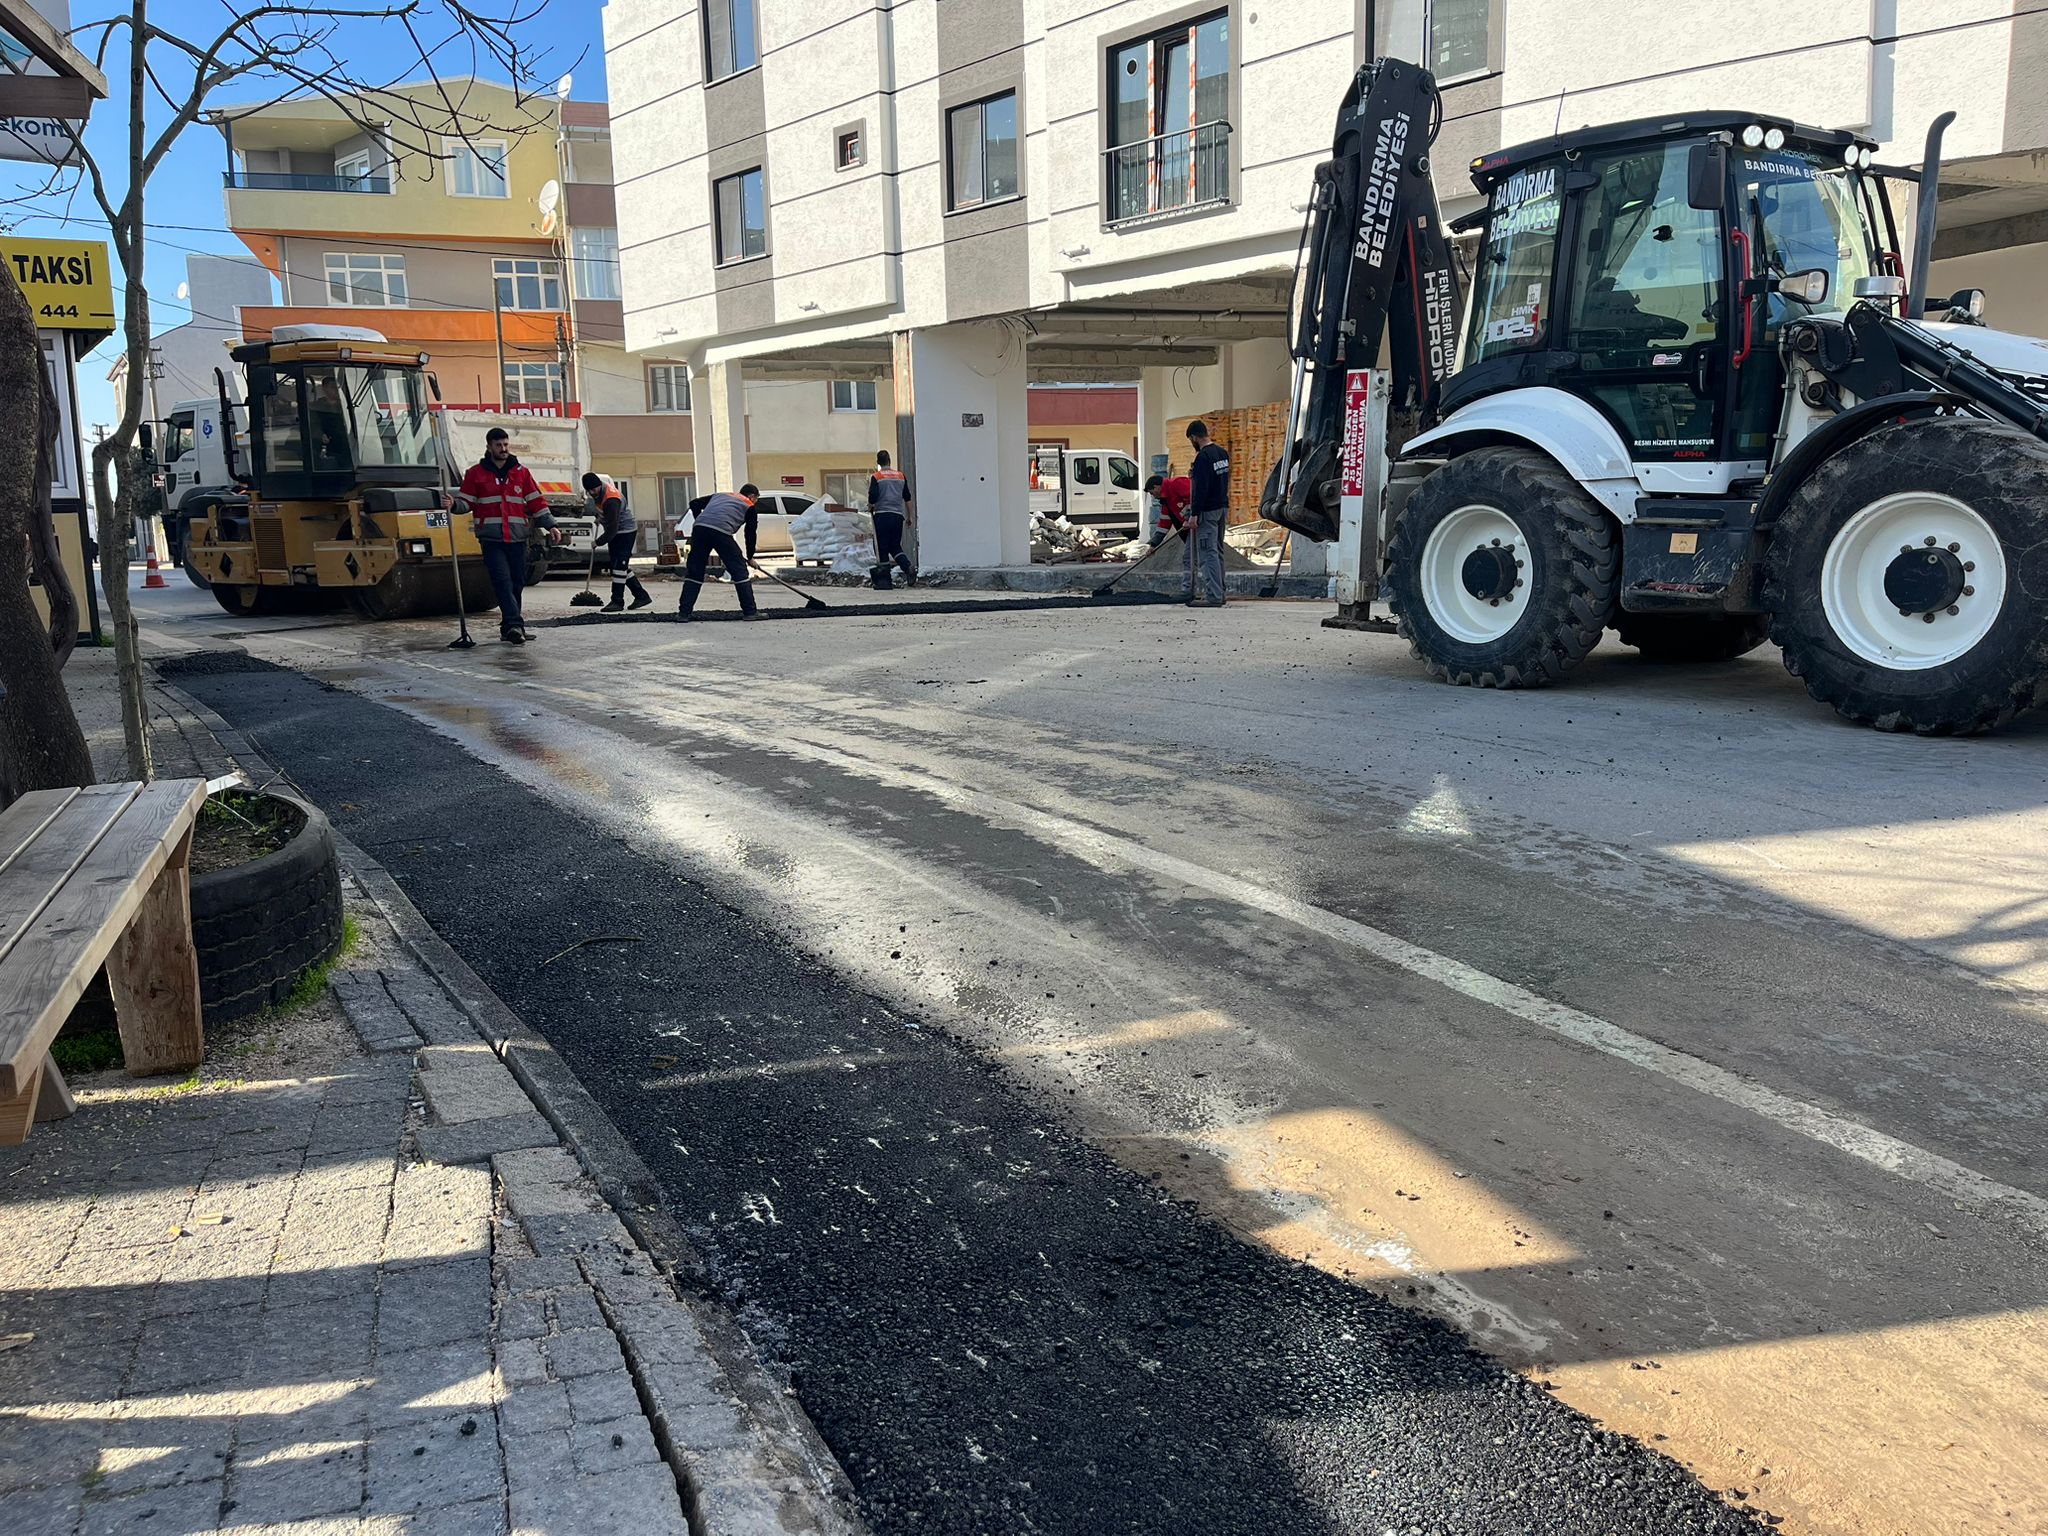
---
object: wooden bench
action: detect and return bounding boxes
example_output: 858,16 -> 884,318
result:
0,779 -> 209,1144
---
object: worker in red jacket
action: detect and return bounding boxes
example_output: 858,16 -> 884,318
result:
1143,473 -> 1193,547
458,426 -> 559,643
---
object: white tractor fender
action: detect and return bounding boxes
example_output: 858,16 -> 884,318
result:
1400,388 -> 1640,522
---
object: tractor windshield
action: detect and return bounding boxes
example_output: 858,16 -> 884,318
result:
1737,151 -> 1881,314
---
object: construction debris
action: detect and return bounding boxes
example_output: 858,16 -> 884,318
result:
1031,513 -> 1105,564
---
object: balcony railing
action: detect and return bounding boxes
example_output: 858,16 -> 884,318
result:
225,171 -> 391,194
1103,121 -> 1231,227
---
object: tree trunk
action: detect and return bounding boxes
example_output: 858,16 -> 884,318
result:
0,264 -> 95,807
29,359 -> 78,667
90,437 -> 151,783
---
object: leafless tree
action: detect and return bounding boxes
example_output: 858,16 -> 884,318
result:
0,0 -> 561,792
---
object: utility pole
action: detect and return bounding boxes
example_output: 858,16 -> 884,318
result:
555,311 -> 574,414
492,282 -> 508,410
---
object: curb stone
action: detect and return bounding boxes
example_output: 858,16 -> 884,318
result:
154,673 -> 864,1536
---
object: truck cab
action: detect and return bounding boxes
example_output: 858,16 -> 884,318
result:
1030,446 -> 1144,540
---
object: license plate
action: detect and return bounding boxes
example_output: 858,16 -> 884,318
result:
425,510 -> 450,529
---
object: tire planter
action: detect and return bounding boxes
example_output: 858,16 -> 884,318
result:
190,789 -> 344,1024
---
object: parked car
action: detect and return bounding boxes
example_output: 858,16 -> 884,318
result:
670,491 -> 847,555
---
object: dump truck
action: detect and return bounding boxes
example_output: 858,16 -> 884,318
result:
1263,60 -> 2048,734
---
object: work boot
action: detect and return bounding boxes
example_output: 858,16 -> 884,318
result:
871,564 -> 894,591
601,597 -> 624,613
628,591 -> 653,610
500,627 -> 524,645
741,611 -> 763,621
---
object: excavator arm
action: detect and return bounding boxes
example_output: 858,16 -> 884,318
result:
1261,59 -> 1463,543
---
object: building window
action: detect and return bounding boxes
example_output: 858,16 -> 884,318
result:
714,168 -> 767,264
502,361 -> 564,406
323,252 -> 408,306
1106,12 -> 1230,225
703,0 -> 758,82
946,92 -> 1019,211
829,379 -> 877,413
835,126 -> 864,171
823,470 -> 866,510
660,473 -> 698,525
648,363 -> 690,413
334,147 -> 381,191
447,138 -> 509,198
494,258 -> 564,310
1431,0 -> 1495,81
570,226 -> 620,301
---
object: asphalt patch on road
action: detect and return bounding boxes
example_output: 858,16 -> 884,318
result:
167,652 -> 1768,1536
547,590 -> 1185,623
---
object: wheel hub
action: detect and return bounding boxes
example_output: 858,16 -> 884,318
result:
1460,544 -> 1521,603
1882,543 -> 1966,616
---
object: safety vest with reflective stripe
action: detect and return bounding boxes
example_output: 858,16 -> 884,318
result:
460,457 -> 549,542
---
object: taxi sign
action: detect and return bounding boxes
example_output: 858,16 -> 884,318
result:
0,236 -> 114,330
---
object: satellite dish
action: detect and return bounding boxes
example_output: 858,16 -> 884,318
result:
540,210 -> 559,237
176,281 -> 189,300
537,179 -> 560,217
555,72 -> 574,101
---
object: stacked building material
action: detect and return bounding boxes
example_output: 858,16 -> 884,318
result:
1166,401 -> 1289,525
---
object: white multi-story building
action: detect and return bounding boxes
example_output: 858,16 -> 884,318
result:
603,0 -> 2048,567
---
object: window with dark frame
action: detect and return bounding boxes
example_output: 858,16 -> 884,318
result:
946,91 -> 1019,211
1106,11 -> 1230,224
703,0 -> 758,81
836,127 -> 864,170
830,379 -> 877,413
1430,0 -> 1494,80
714,168 -> 767,263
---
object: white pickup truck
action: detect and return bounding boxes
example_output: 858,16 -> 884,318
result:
1029,446 -> 1144,540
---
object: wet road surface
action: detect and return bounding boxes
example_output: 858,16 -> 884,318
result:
138,571 -> 2048,1536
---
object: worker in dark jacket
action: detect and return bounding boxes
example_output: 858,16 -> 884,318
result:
458,426 -> 560,643
678,484 -> 760,619
1185,420 -> 1230,607
583,472 -> 652,612
866,450 -> 916,589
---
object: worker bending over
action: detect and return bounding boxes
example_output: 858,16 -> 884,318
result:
582,472 -> 652,612
678,485 -> 760,620
1143,472 -> 1192,548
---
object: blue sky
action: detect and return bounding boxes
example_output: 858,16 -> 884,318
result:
2,0 -> 607,438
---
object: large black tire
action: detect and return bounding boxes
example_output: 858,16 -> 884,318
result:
1765,417 -> 2048,734
190,791 -> 344,1023
175,505 -> 212,589
524,544 -> 549,586
1386,448 -> 1619,687
212,583 -> 275,617
1614,612 -> 1772,663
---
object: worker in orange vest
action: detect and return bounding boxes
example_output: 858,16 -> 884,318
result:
866,450 -> 917,589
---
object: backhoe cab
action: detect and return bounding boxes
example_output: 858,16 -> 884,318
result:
185,325 -> 495,619
1265,61 -> 2048,734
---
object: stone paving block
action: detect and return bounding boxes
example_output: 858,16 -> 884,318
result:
7,1481 -> 84,1536
546,1288 -> 607,1336
509,1460 -> 690,1536
277,1183 -> 393,1264
365,1410 -> 503,1514
561,1367 -> 639,1427
332,971 -> 423,1054
258,1292 -> 378,1379
315,1061 -> 415,1110
415,1113 -> 557,1167
297,1151 -> 398,1194
363,1340 -> 498,1429
93,1419 -> 233,1498
416,1047 -> 533,1126
151,1236 -> 273,1318
568,1412 -> 660,1475
75,1475 -> 225,1536
606,1302 -> 716,1372
383,1164 -> 491,1269
264,1257 -> 382,1313
0,1411 -> 110,1493
218,1517 -> 359,1535
496,1379 -> 572,1437
382,972 -> 480,1048
376,1258 -> 491,1357
229,1380 -> 373,1451
73,1192 -> 194,1251
496,1257 -> 579,1296
634,1347 -> 734,1417
693,1471 -> 853,1536
229,1438 -> 365,1524
493,1338 -> 547,1391
492,1146 -> 580,1192
358,1495 -> 506,1534
50,1235 -> 174,1306
653,1395 -> 759,1455
129,1301 -> 260,1394
518,1211 -> 634,1263
306,1104 -> 403,1158
540,1328 -> 626,1382
495,1293 -> 547,1342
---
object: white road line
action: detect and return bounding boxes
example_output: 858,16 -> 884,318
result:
382,655 -> 2048,1242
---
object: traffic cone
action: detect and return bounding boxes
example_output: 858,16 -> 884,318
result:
142,525 -> 169,590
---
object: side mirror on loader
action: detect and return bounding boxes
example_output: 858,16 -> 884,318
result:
1687,141 -> 1727,210
1778,269 -> 1830,305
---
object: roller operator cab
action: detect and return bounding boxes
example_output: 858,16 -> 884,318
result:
1264,61 -> 2048,734
184,325 -> 498,620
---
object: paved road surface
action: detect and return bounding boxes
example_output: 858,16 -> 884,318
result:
138,572 -> 2048,1536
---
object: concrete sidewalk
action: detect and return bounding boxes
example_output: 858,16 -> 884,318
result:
0,659 -> 857,1534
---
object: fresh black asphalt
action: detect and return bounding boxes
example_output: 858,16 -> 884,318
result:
167,652 -> 1768,1536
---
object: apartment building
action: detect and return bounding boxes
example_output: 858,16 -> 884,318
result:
108,254 -> 274,417
602,0 -> 2048,568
